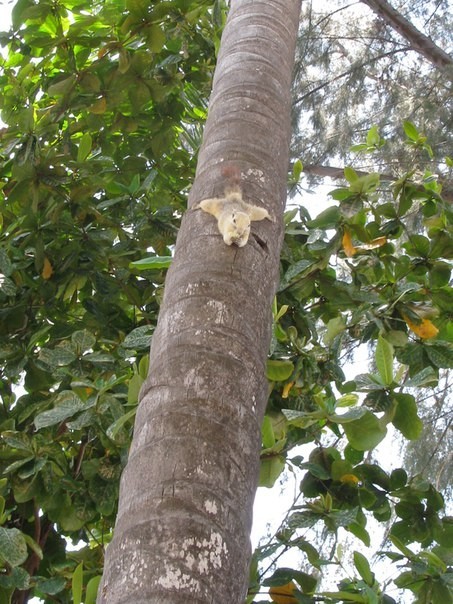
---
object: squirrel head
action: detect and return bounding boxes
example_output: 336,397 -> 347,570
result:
219,210 -> 251,247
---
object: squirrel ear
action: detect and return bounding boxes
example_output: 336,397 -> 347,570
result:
248,206 -> 273,222
198,198 -> 224,218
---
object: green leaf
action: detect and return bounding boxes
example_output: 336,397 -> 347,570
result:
72,562 -> 83,604
122,325 -> 154,350
347,522 -> 370,546
22,534 -> 43,561
353,551 -> 374,586
106,408 -> 137,441
343,410 -> 387,450
259,455 -> 285,488
0,527 -> 28,567
324,315 -> 346,344
336,393 -> 359,407
34,391 -> 85,430
72,329 -> 96,353
403,121 -> 419,141
404,366 -> 437,388
148,25 -> 166,53
266,359 -> 294,381
344,166 -> 358,182
330,407 -> 367,423
389,535 -> 415,558
321,591 -> 367,602
375,335 -> 394,385
77,133 -> 92,162
130,256 -> 173,270
47,74 -> 77,96
366,125 -> 380,146
306,206 -> 340,229
390,468 -> 407,490
261,415 -> 275,449
293,158 -> 303,181
85,576 -> 102,604
36,576 -> 66,595
38,347 -> 77,368
392,393 -> 423,440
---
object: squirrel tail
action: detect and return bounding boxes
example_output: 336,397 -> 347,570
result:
222,164 -> 241,194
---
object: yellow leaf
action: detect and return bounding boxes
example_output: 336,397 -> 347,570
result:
342,230 -> 357,257
89,97 -> 107,114
403,315 -> 439,339
282,382 -> 294,399
270,582 -> 298,604
360,236 -> 387,250
340,473 -> 360,485
42,257 -> 53,279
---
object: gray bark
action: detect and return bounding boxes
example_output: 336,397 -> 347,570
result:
98,1 -> 301,602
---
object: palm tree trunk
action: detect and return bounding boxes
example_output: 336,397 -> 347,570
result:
98,1 -> 301,602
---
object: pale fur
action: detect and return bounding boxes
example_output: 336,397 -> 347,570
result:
196,189 -> 272,247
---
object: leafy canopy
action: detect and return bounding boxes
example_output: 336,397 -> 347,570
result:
0,0 -> 452,603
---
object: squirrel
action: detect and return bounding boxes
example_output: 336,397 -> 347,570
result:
194,165 -> 273,247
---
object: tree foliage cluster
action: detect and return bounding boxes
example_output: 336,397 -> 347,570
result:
292,0 -> 453,178
0,0 -> 452,603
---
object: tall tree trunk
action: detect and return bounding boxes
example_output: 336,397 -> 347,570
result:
98,1 -> 301,603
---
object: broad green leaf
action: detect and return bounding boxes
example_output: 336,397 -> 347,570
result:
106,408 -> 137,441
292,158 -> 303,181
344,166 -> 359,183
324,315 -> 346,344
22,534 -> 43,560
47,74 -> 77,96
0,249 -> 13,276
343,410 -> 387,450
306,206 -> 340,229
425,342 -> 453,368
330,407 -> 366,423
321,591 -> 367,602
266,359 -> 294,381
38,347 -> 77,368
366,125 -> 380,146
389,535 -> 415,558
0,527 -> 28,566
148,25 -> 166,53
72,562 -> 83,604
122,325 -> 154,350
390,468 -> 407,490
392,393 -> 423,440
274,304 -> 289,322
36,576 -> 66,595
375,335 -> 394,385
336,393 -> 359,407
404,366 -> 437,388
261,416 -> 276,449
130,256 -> 173,270
77,133 -> 92,162
72,330 -> 96,353
259,455 -> 285,488
353,551 -> 374,586
34,391 -> 85,430
347,522 -> 370,546
127,371 -> 144,404
283,409 -> 325,429
403,121 -> 419,141
85,576 -> 102,604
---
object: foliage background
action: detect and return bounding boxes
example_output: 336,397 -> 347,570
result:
0,0 -> 452,602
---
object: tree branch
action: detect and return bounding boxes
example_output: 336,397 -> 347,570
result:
303,163 -> 453,202
361,0 -> 453,70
